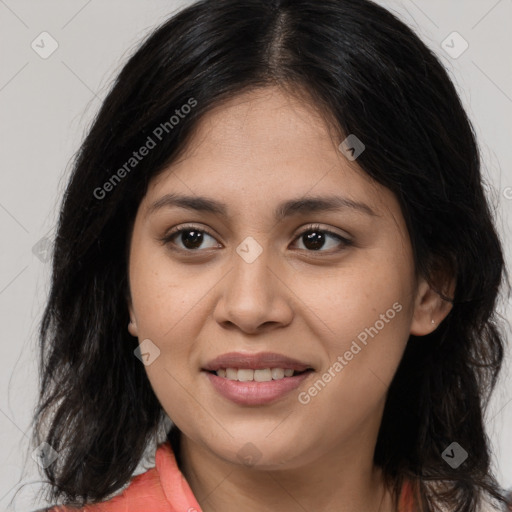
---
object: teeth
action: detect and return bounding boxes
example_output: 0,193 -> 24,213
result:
215,367 -> 303,381
238,369 -> 254,382
252,369 -> 271,382
226,368 -> 238,380
271,368 -> 284,379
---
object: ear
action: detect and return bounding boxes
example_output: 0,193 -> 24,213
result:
410,272 -> 455,336
127,299 -> 139,338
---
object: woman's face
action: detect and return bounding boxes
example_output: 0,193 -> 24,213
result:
127,86 -> 439,470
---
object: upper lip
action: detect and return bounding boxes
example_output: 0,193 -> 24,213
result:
202,352 -> 314,372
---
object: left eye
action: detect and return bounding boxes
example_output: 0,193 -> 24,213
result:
292,225 -> 352,252
161,224 -> 352,253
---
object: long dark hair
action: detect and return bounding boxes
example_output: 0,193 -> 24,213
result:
31,0 -> 510,510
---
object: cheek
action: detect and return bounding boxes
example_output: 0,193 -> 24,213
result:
296,289 -> 412,436
129,239 -> 200,338
128,240 -> 216,383
297,246 -> 414,340
128,244 -> 206,423
301,247 -> 415,391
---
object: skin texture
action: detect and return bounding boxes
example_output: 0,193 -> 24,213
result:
127,86 -> 453,512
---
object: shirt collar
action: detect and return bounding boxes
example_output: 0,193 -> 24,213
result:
155,440 -> 203,511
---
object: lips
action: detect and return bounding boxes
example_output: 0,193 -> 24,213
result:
204,370 -> 312,406
201,351 -> 314,372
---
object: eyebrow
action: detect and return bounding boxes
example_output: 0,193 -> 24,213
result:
147,193 -> 378,219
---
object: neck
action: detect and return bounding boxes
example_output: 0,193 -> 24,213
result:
175,429 -> 398,512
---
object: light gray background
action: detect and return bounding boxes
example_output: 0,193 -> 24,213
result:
0,1 -> 511,510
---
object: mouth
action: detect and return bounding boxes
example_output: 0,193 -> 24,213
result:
202,368 -> 314,406
201,351 -> 315,405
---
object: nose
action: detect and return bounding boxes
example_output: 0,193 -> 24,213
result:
212,240 -> 294,334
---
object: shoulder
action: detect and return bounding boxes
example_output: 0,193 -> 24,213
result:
39,464 -> 167,511
35,440 -> 197,512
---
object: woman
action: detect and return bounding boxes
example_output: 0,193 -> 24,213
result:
30,0 -> 510,510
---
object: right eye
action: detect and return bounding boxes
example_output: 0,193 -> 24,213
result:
160,224 -> 222,252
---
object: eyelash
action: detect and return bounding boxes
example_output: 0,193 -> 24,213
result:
159,223 -> 353,254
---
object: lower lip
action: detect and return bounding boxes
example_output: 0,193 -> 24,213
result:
203,370 -> 313,406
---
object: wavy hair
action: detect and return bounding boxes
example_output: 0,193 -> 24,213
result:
31,0 -> 510,510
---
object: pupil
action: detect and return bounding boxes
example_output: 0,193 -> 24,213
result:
182,230 -> 203,249
304,230 -> 325,250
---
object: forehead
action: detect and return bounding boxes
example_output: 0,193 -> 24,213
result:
169,87 -> 340,165
144,86 -> 398,222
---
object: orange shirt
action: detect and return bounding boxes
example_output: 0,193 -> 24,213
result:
49,441 -> 415,511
